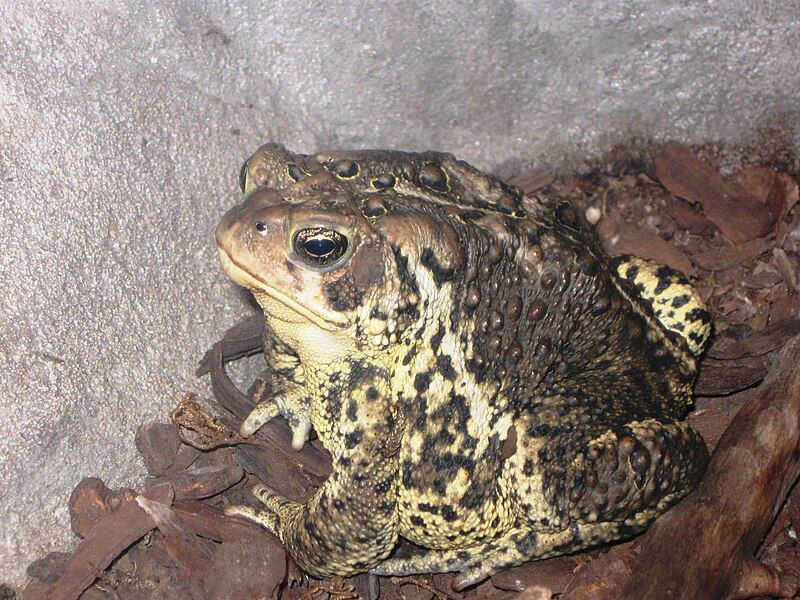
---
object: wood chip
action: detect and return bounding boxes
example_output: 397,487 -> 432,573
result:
195,313 -> 263,377
233,444 -> 319,503
135,421 -> 182,477
562,545 -> 638,600
663,196 -> 718,235
203,536 -> 287,600
690,237 -> 771,271
688,391 -> 755,453
694,356 -> 769,397
157,463 -> 245,500
708,317 -> 800,359
596,216 -> 696,276
68,478 -> 114,538
731,165 -> 799,225
137,496 -> 214,577
655,142 -> 773,242
25,553 -> 71,585
491,556 -> 578,594
43,483 -> 174,600
741,261 -> 783,289
773,247 -> 798,296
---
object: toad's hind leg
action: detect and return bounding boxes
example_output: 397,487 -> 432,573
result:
612,254 -> 711,356
557,418 -> 708,529
373,418 -> 708,588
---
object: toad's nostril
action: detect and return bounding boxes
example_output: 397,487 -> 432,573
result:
255,221 -> 267,232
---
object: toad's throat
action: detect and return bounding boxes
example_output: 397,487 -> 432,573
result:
217,247 -> 348,331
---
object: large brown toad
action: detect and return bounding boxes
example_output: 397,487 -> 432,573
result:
216,143 -> 711,588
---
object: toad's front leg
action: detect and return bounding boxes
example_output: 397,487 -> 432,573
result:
240,380 -> 312,450
228,392 -> 401,577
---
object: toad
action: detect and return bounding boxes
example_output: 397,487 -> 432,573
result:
216,143 -> 711,587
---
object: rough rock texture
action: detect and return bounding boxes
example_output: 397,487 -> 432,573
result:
1,0 -> 799,584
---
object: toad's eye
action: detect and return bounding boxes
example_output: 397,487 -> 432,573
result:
292,228 -> 349,267
238,157 -> 250,193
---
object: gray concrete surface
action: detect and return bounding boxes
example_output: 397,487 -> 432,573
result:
1,0 -> 799,584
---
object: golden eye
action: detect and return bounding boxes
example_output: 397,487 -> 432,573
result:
292,228 -> 349,267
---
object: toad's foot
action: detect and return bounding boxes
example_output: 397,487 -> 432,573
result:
240,383 -> 312,450
224,482 -> 298,536
372,516 -> 659,591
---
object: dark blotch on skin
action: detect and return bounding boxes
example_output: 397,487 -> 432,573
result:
418,502 -> 439,514
421,247 -> 455,285
431,326 -> 445,353
346,399 -> 358,421
414,371 -> 432,393
686,307 -> 711,323
351,243 -> 384,290
324,274 -> 363,311
344,430 -> 364,449
441,505 -> 458,521
437,354 -> 457,380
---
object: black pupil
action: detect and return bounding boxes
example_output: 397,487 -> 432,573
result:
304,235 -> 336,256
293,228 -> 348,266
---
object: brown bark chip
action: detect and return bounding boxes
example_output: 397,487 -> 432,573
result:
134,421 -> 183,477
204,537 -> 287,600
655,141 -> 774,242
708,316 -> 800,359
490,555 -> 578,595
597,216 -> 696,275
690,237 -> 773,272
157,462 -> 245,500
67,478 -> 114,538
42,483 -> 174,600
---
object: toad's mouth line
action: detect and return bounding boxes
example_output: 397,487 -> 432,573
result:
217,247 -> 348,332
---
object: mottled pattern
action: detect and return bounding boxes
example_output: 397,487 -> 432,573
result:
612,254 -> 712,356
216,143 -> 710,584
